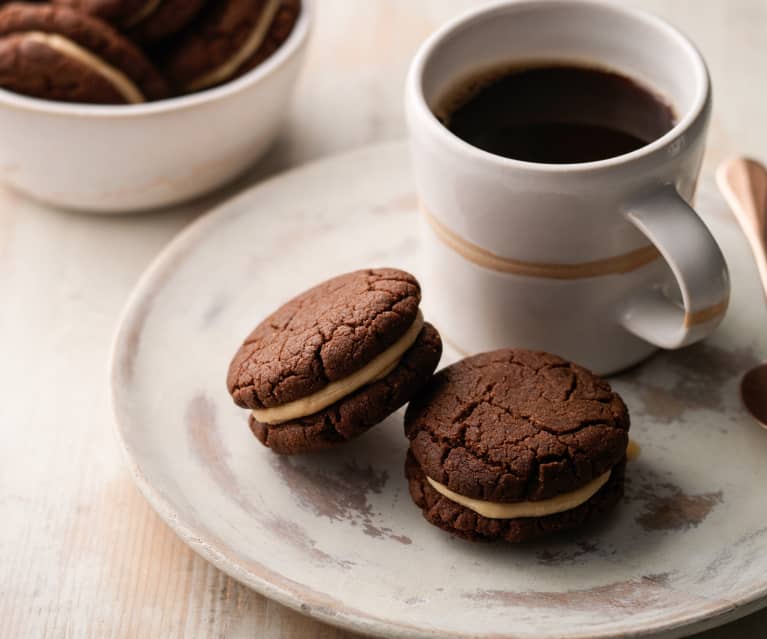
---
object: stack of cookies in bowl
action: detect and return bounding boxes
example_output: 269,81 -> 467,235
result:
0,0 -> 301,104
0,0 -> 310,212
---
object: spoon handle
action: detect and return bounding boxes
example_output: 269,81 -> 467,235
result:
716,157 -> 767,301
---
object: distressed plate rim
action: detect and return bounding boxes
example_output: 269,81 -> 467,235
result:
110,141 -> 767,639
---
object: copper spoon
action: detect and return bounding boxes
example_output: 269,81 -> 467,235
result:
716,157 -> 767,428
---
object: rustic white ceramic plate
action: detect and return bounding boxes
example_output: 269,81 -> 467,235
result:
111,142 -> 767,639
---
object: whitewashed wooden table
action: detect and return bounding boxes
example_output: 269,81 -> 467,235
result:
2,1 -> 766,637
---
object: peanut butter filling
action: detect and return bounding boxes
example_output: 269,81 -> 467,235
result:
426,470 -> 612,519
24,32 -> 144,103
186,0 -> 282,92
252,311 -> 424,424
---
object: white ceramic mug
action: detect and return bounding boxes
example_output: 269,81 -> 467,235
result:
405,0 -> 729,374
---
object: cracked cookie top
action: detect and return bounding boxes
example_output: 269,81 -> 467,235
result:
405,349 -> 630,503
227,268 -> 422,410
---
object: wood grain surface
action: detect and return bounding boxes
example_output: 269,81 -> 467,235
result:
2,1 -> 767,637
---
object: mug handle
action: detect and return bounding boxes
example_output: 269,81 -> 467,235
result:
620,185 -> 730,349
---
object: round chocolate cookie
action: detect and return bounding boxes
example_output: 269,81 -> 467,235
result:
52,0 -> 207,42
404,349 -> 630,542
227,268 -> 443,454
0,3 -> 168,103
161,0 -> 300,93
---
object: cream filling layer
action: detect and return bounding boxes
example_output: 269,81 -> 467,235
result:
24,32 -> 144,103
186,0 -> 281,92
426,470 -> 612,520
125,0 -> 163,27
252,311 -> 425,425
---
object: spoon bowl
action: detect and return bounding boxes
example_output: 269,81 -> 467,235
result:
741,365 -> 767,428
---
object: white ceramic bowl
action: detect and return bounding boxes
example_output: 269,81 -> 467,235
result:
0,1 -> 312,213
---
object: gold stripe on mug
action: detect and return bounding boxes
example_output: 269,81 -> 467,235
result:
683,298 -> 729,327
421,205 -> 661,279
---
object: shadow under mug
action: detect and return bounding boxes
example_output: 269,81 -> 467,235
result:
405,0 -> 729,374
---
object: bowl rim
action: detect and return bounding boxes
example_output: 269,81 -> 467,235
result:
0,0 -> 313,118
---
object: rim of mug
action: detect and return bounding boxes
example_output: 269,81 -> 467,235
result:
0,0 -> 312,119
407,0 -> 711,174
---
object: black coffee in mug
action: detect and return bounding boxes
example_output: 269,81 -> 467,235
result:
435,63 -> 676,164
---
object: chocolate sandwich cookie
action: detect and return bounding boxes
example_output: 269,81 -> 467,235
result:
161,0 -> 300,94
0,3 -> 168,103
227,268 -> 443,455
405,349 -> 630,542
52,0 -> 207,42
